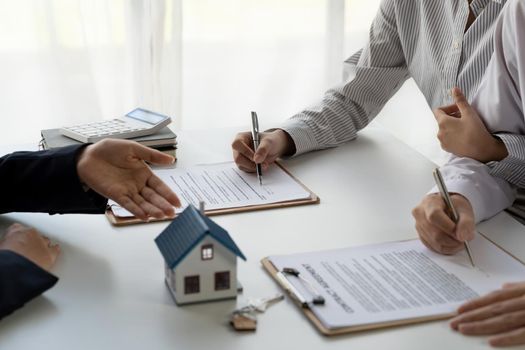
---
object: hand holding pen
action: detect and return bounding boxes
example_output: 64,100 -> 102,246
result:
412,170 -> 476,258
433,168 -> 475,267
231,117 -> 296,174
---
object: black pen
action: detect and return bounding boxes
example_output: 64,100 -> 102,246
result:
251,111 -> 262,185
433,168 -> 475,267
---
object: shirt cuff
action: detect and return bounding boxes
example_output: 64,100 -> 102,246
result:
488,133 -> 525,187
428,179 -> 493,223
278,118 -> 320,156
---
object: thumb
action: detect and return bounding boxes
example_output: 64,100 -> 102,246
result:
454,196 -> 475,241
133,143 -> 175,165
452,87 -> 472,117
253,139 -> 271,164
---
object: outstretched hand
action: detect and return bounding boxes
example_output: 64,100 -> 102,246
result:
434,87 -> 508,162
76,139 -> 181,220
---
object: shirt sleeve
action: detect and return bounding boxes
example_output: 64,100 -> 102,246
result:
0,145 -> 107,214
280,0 -> 410,156
0,250 -> 58,319
490,134 -> 525,187
477,0 -> 525,186
428,155 -> 516,223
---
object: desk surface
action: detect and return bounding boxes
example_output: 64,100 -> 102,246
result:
1,126 -> 523,350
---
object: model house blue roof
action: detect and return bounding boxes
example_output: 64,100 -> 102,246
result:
155,205 -> 246,269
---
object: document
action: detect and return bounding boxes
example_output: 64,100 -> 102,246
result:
110,162 -> 312,217
268,235 -> 525,329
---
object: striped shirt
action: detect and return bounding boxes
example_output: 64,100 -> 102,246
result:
280,0 -> 525,191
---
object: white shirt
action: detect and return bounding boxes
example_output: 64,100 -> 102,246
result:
436,0 -> 525,222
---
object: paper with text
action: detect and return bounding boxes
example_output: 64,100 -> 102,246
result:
268,235 -> 525,329
110,162 -> 311,217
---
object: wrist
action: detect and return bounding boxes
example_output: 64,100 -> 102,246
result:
274,129 -> 296,156
75,144 -> 92,185
481,137 -> 508,163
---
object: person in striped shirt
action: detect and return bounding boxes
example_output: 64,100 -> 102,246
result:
232,0 -> 511,172
414,0 -> 525,346
232,0 -> 522,220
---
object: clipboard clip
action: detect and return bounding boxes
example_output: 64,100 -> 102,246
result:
276,267 -> 325,308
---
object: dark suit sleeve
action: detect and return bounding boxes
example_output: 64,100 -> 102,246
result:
0,250 -> 58,319
0,145 -> 107,214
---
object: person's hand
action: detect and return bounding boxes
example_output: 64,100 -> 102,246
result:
0,223 -> 60,271
434,87 -> 508,163
76,139 -> 181,220
451,282 -> 525,347
231,129 -> 295,173
412,193 -> 475,255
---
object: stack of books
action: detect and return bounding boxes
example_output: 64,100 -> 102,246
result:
40,127 -> 178,158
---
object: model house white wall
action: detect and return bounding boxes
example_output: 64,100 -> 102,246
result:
166,235 -> 238,305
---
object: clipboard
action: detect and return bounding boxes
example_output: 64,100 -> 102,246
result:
261,258 -> 454,336
105,162 -> 319,226
261,232 -> 525,336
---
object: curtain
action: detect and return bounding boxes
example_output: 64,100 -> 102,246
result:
1,0 -> 402,150
0,0 -> 182,145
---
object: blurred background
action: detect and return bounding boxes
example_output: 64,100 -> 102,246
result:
0,0 -> 442,163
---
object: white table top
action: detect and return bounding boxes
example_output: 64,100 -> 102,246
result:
1,126 -> 523,350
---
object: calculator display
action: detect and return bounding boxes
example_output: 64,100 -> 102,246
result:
126,108 -> 167,125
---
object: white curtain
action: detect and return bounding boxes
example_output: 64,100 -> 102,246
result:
181,0 -> 381,131
0,0 -> 182,145
0,0 -> 390,146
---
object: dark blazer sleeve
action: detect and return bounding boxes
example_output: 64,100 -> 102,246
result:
0,145 -> 107,214
0,250 -> 58,319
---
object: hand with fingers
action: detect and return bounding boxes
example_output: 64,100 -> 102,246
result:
76,138 -> 181,220
0,223 -> 60,271
231,129 -> 296,173
434,87 -> 508,163
412,193 -> 475,255
451,281 -> 525,347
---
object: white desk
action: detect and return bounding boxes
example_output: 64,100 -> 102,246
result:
0,126 -> 523,350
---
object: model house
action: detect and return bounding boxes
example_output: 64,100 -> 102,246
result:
155,205 -> 246,305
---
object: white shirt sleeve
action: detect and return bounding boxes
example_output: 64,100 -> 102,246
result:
428,155 -> 516,223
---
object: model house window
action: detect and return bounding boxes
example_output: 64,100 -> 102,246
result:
184,275 -> 200,294
201,244 -> 214,260
214,271 -> 230,291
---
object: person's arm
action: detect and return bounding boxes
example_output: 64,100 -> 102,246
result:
231,0 -> 409,171
0,251 -> 57,319
280,0 -> 409,156
0,139 -> 181,219
0,144 -> 107,214
0,224 -> 60,319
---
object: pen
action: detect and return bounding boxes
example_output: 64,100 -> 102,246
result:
433,168 -> 476,267
251,111 -> 263,185
276,271 -> 309,308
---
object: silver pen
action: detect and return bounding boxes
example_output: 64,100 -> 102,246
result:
251,111 -> 262,185
433,168 -> 475,267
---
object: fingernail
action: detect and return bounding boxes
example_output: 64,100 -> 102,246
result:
253,155 -> 263,163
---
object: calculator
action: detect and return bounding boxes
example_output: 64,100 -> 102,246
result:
60,108 -> 172,143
